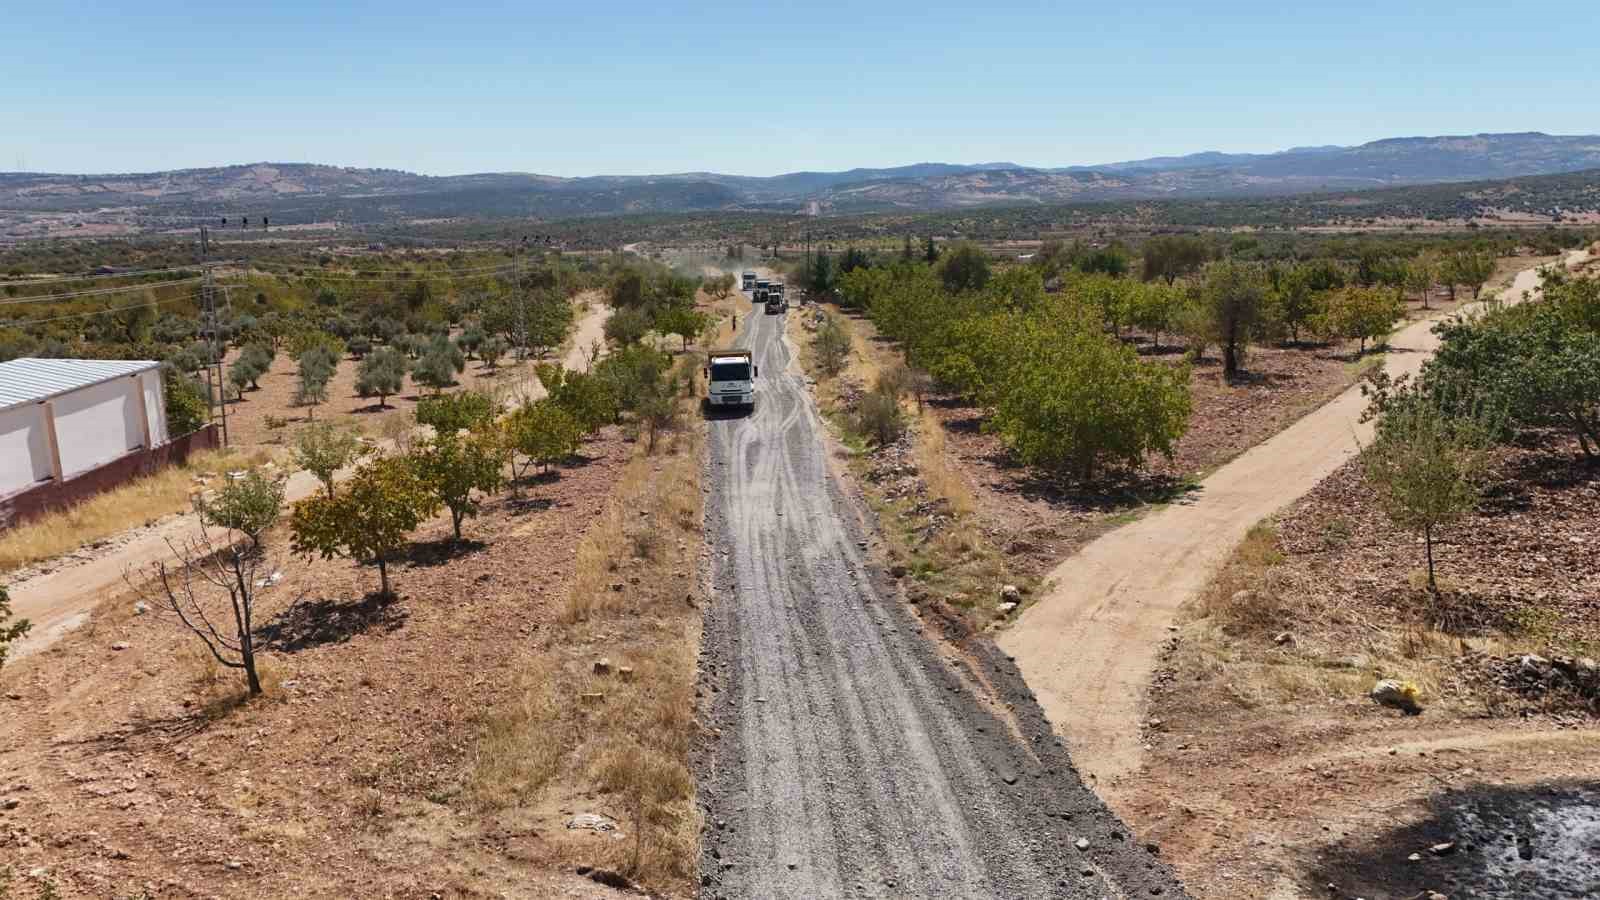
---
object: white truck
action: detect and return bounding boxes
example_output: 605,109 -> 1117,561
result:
741,271 -> 757,292
705,349 -> 758,411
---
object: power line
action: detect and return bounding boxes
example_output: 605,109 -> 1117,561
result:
0,264 -> 206,285
0,276 -> 205,305
0,294 -> 200,326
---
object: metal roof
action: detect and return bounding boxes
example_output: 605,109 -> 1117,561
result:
0,358 -> 160,412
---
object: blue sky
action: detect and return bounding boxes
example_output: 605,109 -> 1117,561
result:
6,1 -> 1596,176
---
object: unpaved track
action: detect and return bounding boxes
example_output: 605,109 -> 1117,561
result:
8,300 -> 611,657
696,301 -> 1186,899
999,251 -> 1590,788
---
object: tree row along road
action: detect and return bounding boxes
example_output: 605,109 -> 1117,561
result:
998,250 -> 1591,789
8,298 -> 612,658
695,300 -> 1187,898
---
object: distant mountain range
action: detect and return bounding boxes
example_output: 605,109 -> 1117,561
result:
3,132 -> 1600,230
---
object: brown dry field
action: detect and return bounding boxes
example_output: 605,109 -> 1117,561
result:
0,428 -> 654,898
1112,430 -> 1600,899
0,291 -> 738,899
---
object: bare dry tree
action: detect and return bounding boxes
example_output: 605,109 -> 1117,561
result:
129,471 -> 285,696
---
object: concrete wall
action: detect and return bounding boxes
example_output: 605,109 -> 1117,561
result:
53,376 -> 144,479
0,405 -> 53,496
0,423 -> 217,529
141,369 -> 167,447
0,368 -> 171,501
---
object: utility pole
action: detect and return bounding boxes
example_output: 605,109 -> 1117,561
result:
513,235 -> 528,361
198,226 -> 229,447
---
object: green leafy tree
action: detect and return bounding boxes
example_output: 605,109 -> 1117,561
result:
412,337 -> 465,393
923,236 -> 939,263
291,455 -> 437,597
348,335 -> 373,359
480,335 -> 508,369
1360,375 -> 1492,595
293,422 -> 368,499
990,312 -> 1192,480
415,389 -> 499,435
655,304 -> 707,352
814,314 -> 852,377
1267,265 -> 1325,345
458,323 -> 486,359
1201,260 -> 1267,377
163,367 -> 209,435
357,347 -> 408,408
604,306 -> 652,346
1141,235 -> 1210,284
527,290 -> 575,358
1322,287 -> 1405,354
0,585 -> 32,679
938,242 -> 991,293
538,365 -> 618,434
504,399 -> 582,480
295,346 -> 336,419
408,430 -> 508,541
1132,281 -> 1185,350
1404,258 -> 1436,309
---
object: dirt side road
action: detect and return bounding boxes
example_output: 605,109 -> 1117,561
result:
8,300 -> 612,658
695,301 -> 1187,898
999,251 -> 1590,789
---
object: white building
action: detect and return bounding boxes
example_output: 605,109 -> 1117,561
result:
0,358 -> 168,498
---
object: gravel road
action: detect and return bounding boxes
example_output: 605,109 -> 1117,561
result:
695,301 -> 1186,899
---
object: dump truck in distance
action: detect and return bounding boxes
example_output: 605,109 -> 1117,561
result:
705,349 -> 758,411
742,271 -> 756,292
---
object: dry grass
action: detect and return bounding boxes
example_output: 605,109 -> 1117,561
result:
1173,517 -> 1549,712
0,447 -> 275,575
468,403 -> 704,893
791,305 -> 1028,631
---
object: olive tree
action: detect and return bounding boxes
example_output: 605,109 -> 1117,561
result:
357,347 -> 408,408
1200,260 -> 1267,378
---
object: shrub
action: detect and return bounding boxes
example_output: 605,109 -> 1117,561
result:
814,314 -> 851,376
853,390 -> 906,447
163,367 -> 209,435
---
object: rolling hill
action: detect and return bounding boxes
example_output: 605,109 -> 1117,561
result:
3,132 -> 1600,233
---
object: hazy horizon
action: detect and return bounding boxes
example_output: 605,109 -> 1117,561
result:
5,130 -> 1596,181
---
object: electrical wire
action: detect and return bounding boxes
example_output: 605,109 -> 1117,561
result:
0,264 -> 205,285
2,294 -> 201,326
0,276 -> 205,305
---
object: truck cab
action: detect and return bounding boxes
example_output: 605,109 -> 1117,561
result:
770,282 -> 787,310
741,271 -> 756,292
754,279 -> 771,303
705,350 -> 758,411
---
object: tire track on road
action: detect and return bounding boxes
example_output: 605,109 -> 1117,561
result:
695,301 -> 1187,899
